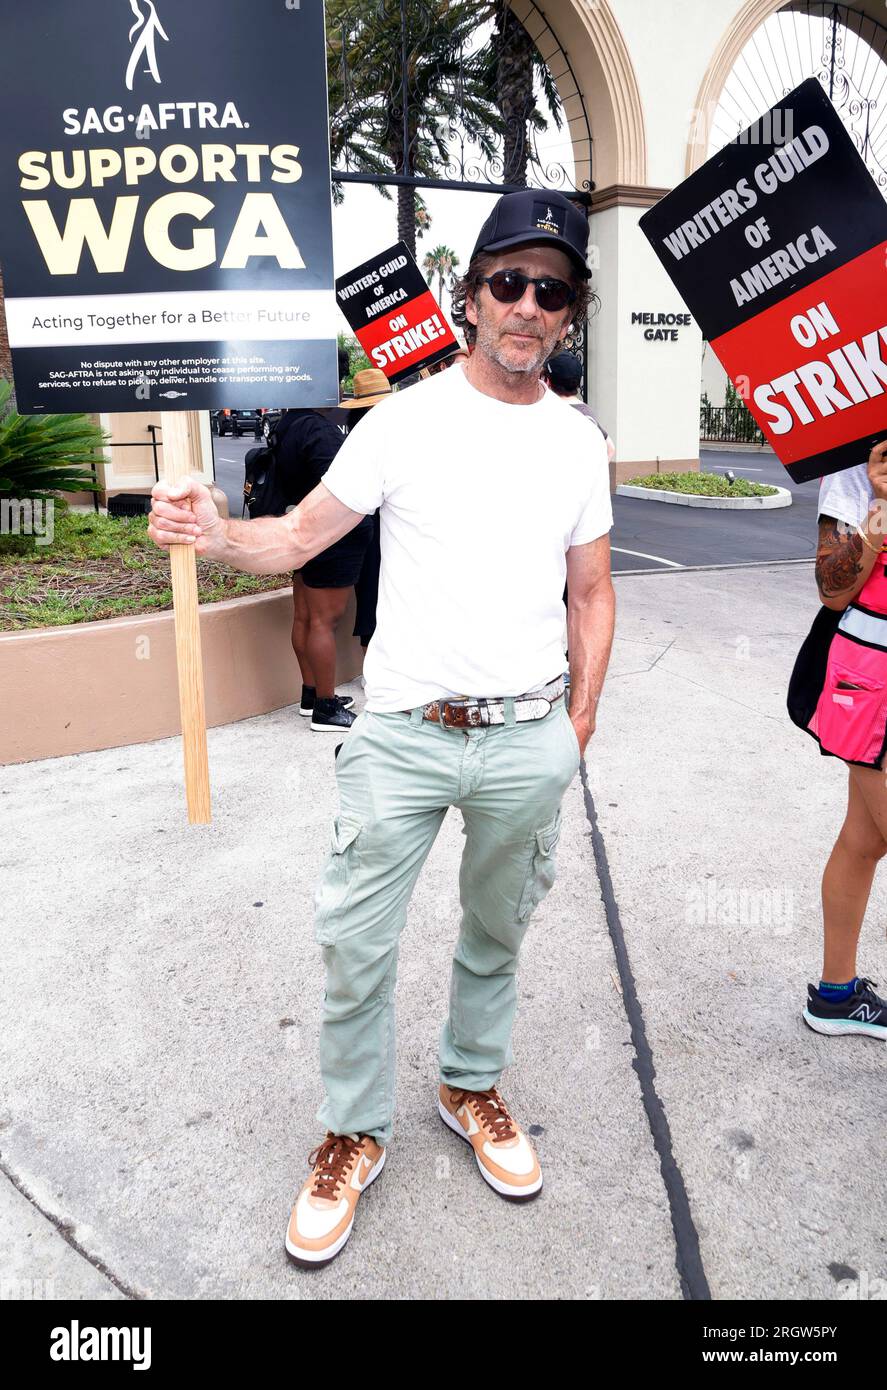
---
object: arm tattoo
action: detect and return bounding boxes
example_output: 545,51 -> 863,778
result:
815,518 -> 865,599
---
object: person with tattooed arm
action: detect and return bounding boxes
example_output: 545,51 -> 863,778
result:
800,438 -> 887,1039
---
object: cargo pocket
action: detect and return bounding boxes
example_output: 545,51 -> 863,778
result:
816,663 -> 887,765
313,814 -> 364,946
516,809 -> 563,923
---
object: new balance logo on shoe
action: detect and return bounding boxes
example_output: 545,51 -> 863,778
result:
849,1003 -> 881,1023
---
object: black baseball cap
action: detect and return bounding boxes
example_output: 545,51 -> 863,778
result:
471,190 -> 590,279
545,350 -> 583,393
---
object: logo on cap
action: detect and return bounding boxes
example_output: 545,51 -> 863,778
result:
533,201 -> 565,237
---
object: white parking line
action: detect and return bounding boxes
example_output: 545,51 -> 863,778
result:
709,465 -> 765,472
611,546 -> 683,568
218,456 -> 238,462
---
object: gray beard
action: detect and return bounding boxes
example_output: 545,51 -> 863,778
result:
474,312 -> 563,376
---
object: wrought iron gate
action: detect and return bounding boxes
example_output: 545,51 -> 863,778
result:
326,0 -> 594,394
711,2 -> 887,194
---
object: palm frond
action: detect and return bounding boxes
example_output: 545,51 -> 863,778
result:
0,382 -> 104,499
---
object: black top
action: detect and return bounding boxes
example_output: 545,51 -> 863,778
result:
275,409 -> 345,508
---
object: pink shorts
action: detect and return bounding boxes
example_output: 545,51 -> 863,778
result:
808,607 -> 887,768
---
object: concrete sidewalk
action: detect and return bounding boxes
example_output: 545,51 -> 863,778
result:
592,562 -> 887,1301
1,562 -> 884,1300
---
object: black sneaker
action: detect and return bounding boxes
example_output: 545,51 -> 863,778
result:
299,686 -> 355,717
803,977 -> 887,1040
310,698 -> 357,733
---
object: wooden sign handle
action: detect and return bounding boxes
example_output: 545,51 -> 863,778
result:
160,410 -> 211,824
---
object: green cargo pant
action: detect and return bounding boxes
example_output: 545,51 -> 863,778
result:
312,693 -> 581,1146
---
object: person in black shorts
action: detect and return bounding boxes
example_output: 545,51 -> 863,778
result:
543,350 -> 614,464
276,363 -> 390,732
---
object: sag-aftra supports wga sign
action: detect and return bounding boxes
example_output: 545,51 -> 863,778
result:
0,0 -> 338,414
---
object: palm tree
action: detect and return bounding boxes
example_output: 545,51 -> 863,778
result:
327,0 -> 503,257
327,0 -> 567,257
479,0 -> 565,188
0,381 -> 103,500
422,245 -> 460,306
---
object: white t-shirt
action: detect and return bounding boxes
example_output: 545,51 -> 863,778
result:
817,463 -> 872,528
321,364 -> 613,712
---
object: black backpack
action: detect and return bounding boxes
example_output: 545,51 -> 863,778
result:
786,603 -> 842,730
242,413 -> 298,519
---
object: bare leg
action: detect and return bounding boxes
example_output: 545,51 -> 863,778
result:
821,767 -> 887,981
291,575 -> 316,688
303,585 -> 352,699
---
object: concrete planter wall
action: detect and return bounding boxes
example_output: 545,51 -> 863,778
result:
616,483 -> 791,509
0,588 -> 364,766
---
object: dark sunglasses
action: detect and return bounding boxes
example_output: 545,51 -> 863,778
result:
479,269 -> 577,313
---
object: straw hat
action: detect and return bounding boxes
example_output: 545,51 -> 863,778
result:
340,367 -> 393,408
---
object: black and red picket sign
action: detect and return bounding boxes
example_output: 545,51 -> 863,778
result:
336,242 -> 458,383
640,79 -> 887,484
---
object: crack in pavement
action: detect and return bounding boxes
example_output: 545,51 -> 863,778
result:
608,638 -> 676,681
0,1151 -> 147,1301
608,643 -> 784,723
648,662 -> 784,722
577,765 -> 712,1301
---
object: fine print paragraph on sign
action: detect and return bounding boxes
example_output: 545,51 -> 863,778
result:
37,352 -> 318,396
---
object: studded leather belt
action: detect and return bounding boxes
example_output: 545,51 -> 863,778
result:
405,675 -> 566,728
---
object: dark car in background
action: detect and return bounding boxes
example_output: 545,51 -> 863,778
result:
212,409 -> 266,438
260,407 -> 348,441
261,409 -> 282,440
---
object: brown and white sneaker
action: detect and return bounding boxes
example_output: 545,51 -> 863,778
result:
284,1131 -> 385,1267
438,1084 -> 542,1200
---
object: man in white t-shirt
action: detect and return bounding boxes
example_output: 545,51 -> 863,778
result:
148,189 -> 615,1267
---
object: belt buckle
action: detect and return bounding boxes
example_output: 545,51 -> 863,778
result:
437,695 -> 471,728
438,699 -> 466,728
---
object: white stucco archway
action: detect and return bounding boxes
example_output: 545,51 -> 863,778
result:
520,0 -> 883,479
510,0 -> 647,191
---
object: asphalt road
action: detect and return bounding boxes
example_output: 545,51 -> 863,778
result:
611,447 -> 820,573
210,433 -> 821,572
211,429 -> 261,520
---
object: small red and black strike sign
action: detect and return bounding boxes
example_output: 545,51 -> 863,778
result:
336,242 -> 458,383
640,79 -> 887,484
